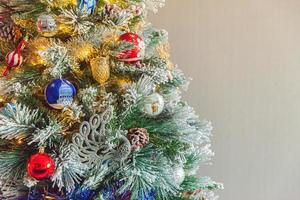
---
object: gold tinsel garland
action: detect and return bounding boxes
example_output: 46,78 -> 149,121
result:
25,37 -> 51,66
66,40 -> 95,62
46,0 -> 77,8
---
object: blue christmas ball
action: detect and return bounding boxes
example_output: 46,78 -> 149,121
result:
78,0 -> 97,15
45,79 -> 76,109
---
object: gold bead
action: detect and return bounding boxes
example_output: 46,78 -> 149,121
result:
43,195 -> 57,200
16,138 -> 24,145
90,56 -> 110,84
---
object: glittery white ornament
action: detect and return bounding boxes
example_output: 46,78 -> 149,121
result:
141,93 -> 164,116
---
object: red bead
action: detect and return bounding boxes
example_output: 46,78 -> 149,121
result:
27,153 -> 56,180
118,32 -> 144,63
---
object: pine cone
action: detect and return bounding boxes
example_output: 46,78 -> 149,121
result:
127,128 -> 149,151
0,21 -> 21,42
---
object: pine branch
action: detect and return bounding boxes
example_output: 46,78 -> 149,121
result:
181,176 -> 223,193
83,163 -> 110,189
0,149 -> 27,182
0,69 -> 41,97
131,0 -> 165,14
60,8 -> 94,35
142,26 -> 168,58
78,85 -> 99,113
119,74 -> 155,124
29,120 -> 62,146
161,68 -> 190,91
0,179 -> 23,200
112,57 -> 170,85
0,0 -> 47,19
40,43 -> 79,78
115,145 -> 178,200
51,142 -> 87,192
0,104 -> 43,140
96,4 -> 134,26
184,147 -> 214,173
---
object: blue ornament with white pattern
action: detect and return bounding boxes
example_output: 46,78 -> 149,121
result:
45,79 -> 76,109
78,0 -> 97,15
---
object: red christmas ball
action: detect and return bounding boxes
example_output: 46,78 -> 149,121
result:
118,32 -> 145,63
27,153 -> 56,180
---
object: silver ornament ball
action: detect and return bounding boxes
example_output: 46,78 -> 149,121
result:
37,14 -> 57,33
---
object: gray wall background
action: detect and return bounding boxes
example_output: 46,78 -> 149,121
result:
150,0 -> 300,199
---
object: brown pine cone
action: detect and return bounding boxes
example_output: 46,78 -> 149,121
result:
0,21 -> 21,42
127,128 -> 149,151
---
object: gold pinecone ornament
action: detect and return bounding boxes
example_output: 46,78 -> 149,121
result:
0,22 -> 21,42
90,56 -> 111,84
127,128 -> 150,151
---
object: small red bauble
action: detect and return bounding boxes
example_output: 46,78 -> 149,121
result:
118,32 -> 145,63
27,153 -> 56,180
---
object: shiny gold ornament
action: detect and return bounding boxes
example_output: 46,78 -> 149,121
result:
90,56 -> 110,84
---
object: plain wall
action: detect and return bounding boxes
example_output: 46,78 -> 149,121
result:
150,0 -> 300,199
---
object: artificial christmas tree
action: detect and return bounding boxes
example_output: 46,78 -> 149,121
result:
0,0 -> 223,199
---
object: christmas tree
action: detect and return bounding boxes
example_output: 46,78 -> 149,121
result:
0,0 -> 223,199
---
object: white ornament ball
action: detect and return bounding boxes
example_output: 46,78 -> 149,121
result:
173,165 -> 185,185
141,93 -> 164,116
